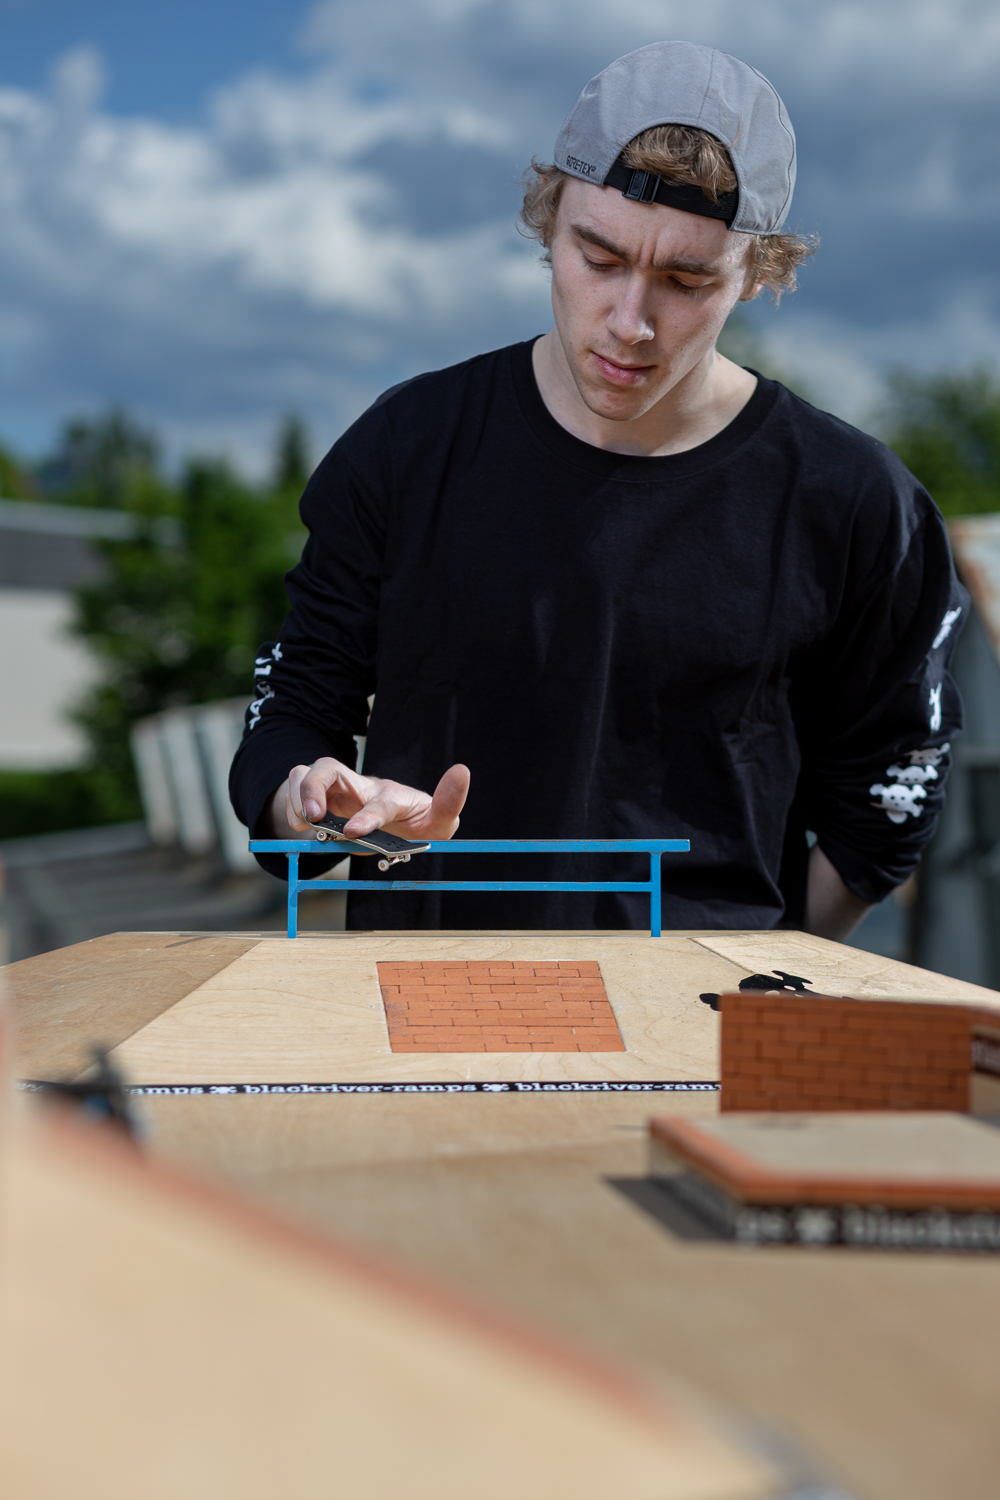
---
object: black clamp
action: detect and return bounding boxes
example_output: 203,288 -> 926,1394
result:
623,169 -> 659,204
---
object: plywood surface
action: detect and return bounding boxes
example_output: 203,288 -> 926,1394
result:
696,930 -> 1000,1006
135,1086 -> 716,1174
106,929 -> 1000,1087
5,932 -> 257,1080
8,929 -> 1000,1500
9,929 -> 997,1091
185,1126 -> 1000,1500
111,934 -> 743,1085
0,1109 -> 772,1500
659,1111 -> 1000,1182
651,1112 -> 1000,1212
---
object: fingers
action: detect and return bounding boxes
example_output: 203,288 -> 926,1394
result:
342,763 -> 471,842
428,763 -> 470,838
292,758 -> 366,824
343,780 -> 429,838
284,767 -> 316,833
281,760 -> 472,845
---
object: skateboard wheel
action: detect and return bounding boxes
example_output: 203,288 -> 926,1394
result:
378,858 -> 390,872
315,828 -> 329,841
401,853 -> 411,863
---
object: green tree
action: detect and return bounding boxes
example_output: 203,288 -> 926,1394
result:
274,414 -> 311,495
37,409 -> 163,509
71,453 -> 305,782
0,413 -> 177,835
0,412 -> 312,837
0,441 -> 38,499
883,369 -> 1000,516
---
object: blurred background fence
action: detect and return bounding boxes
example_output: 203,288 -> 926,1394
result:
131,700 -> 256,871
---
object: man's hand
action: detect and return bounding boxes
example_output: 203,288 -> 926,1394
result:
264,758 -> 471,846
804,844 -> 873,942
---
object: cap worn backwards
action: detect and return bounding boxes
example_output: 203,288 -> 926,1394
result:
553,41 -> 796,236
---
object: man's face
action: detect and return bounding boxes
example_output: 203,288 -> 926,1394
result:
548,177 -> 757,422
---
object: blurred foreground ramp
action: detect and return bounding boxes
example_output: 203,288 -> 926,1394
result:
8,927 -> 1000,1499
0,1104 -> 774,1500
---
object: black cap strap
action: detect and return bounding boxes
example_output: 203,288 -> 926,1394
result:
603,154 -> 738,225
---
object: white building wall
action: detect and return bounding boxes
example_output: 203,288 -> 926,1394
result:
0,588 -> 101,769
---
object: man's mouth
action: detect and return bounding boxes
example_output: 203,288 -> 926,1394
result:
591,352 -> 655,386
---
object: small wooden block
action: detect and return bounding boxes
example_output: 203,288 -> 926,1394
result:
718,992 -> 1000,1113
650,1111 -> 1000,1248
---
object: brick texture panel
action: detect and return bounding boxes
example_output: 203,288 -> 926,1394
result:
718,993 -> 996,1112
377,960 -> 625,1053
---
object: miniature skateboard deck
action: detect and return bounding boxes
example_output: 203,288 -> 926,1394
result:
309,812 -> 430,869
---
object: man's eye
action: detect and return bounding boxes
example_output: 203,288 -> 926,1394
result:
584,257 -> 619,272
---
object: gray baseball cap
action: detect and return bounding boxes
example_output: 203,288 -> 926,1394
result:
554,41 -> 796,235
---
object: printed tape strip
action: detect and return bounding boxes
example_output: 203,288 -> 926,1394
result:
20,1079 -> 719,1097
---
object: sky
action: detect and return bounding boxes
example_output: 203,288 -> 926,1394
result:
1,0 -> 998,475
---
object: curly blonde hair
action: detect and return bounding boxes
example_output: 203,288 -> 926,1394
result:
519,124 -> 816,303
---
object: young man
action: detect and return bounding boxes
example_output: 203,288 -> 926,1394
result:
231,41 -> 965,938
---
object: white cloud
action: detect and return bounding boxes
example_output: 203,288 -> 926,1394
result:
1,45 -> 534,315
0,0 -> 997,472
0,35 -> 552,468
305,0 -> 1000,106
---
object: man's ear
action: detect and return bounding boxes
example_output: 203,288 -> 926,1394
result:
738,278 -> 765,303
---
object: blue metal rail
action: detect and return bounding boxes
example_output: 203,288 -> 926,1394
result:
249,837 -> 690,939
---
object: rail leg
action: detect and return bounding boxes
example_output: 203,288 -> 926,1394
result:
649,850 -> 661,937
288,853 -> 300,940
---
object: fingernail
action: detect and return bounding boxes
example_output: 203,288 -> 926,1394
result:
303,800 -> 321,820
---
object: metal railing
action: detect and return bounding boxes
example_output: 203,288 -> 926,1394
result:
249,837 -> 691,938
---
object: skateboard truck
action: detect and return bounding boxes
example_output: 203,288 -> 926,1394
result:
28,1047 -> 138,1140
308,812 -> 431,872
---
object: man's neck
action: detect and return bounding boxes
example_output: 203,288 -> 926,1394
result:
531,330 -> 758,458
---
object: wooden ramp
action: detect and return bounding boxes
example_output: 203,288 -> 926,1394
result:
6,932 -> 1000,1500
8,928 -> 997,1091
0,1103 -> 775,1500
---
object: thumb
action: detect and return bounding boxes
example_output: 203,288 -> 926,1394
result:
430,763 -> 470,833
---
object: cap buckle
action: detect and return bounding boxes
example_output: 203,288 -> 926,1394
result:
623,169 -> 659,205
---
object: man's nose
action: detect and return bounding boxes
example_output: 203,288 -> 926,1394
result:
606,272 -> 654,345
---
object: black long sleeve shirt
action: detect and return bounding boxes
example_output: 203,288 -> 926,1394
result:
230,338 -> 966,931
